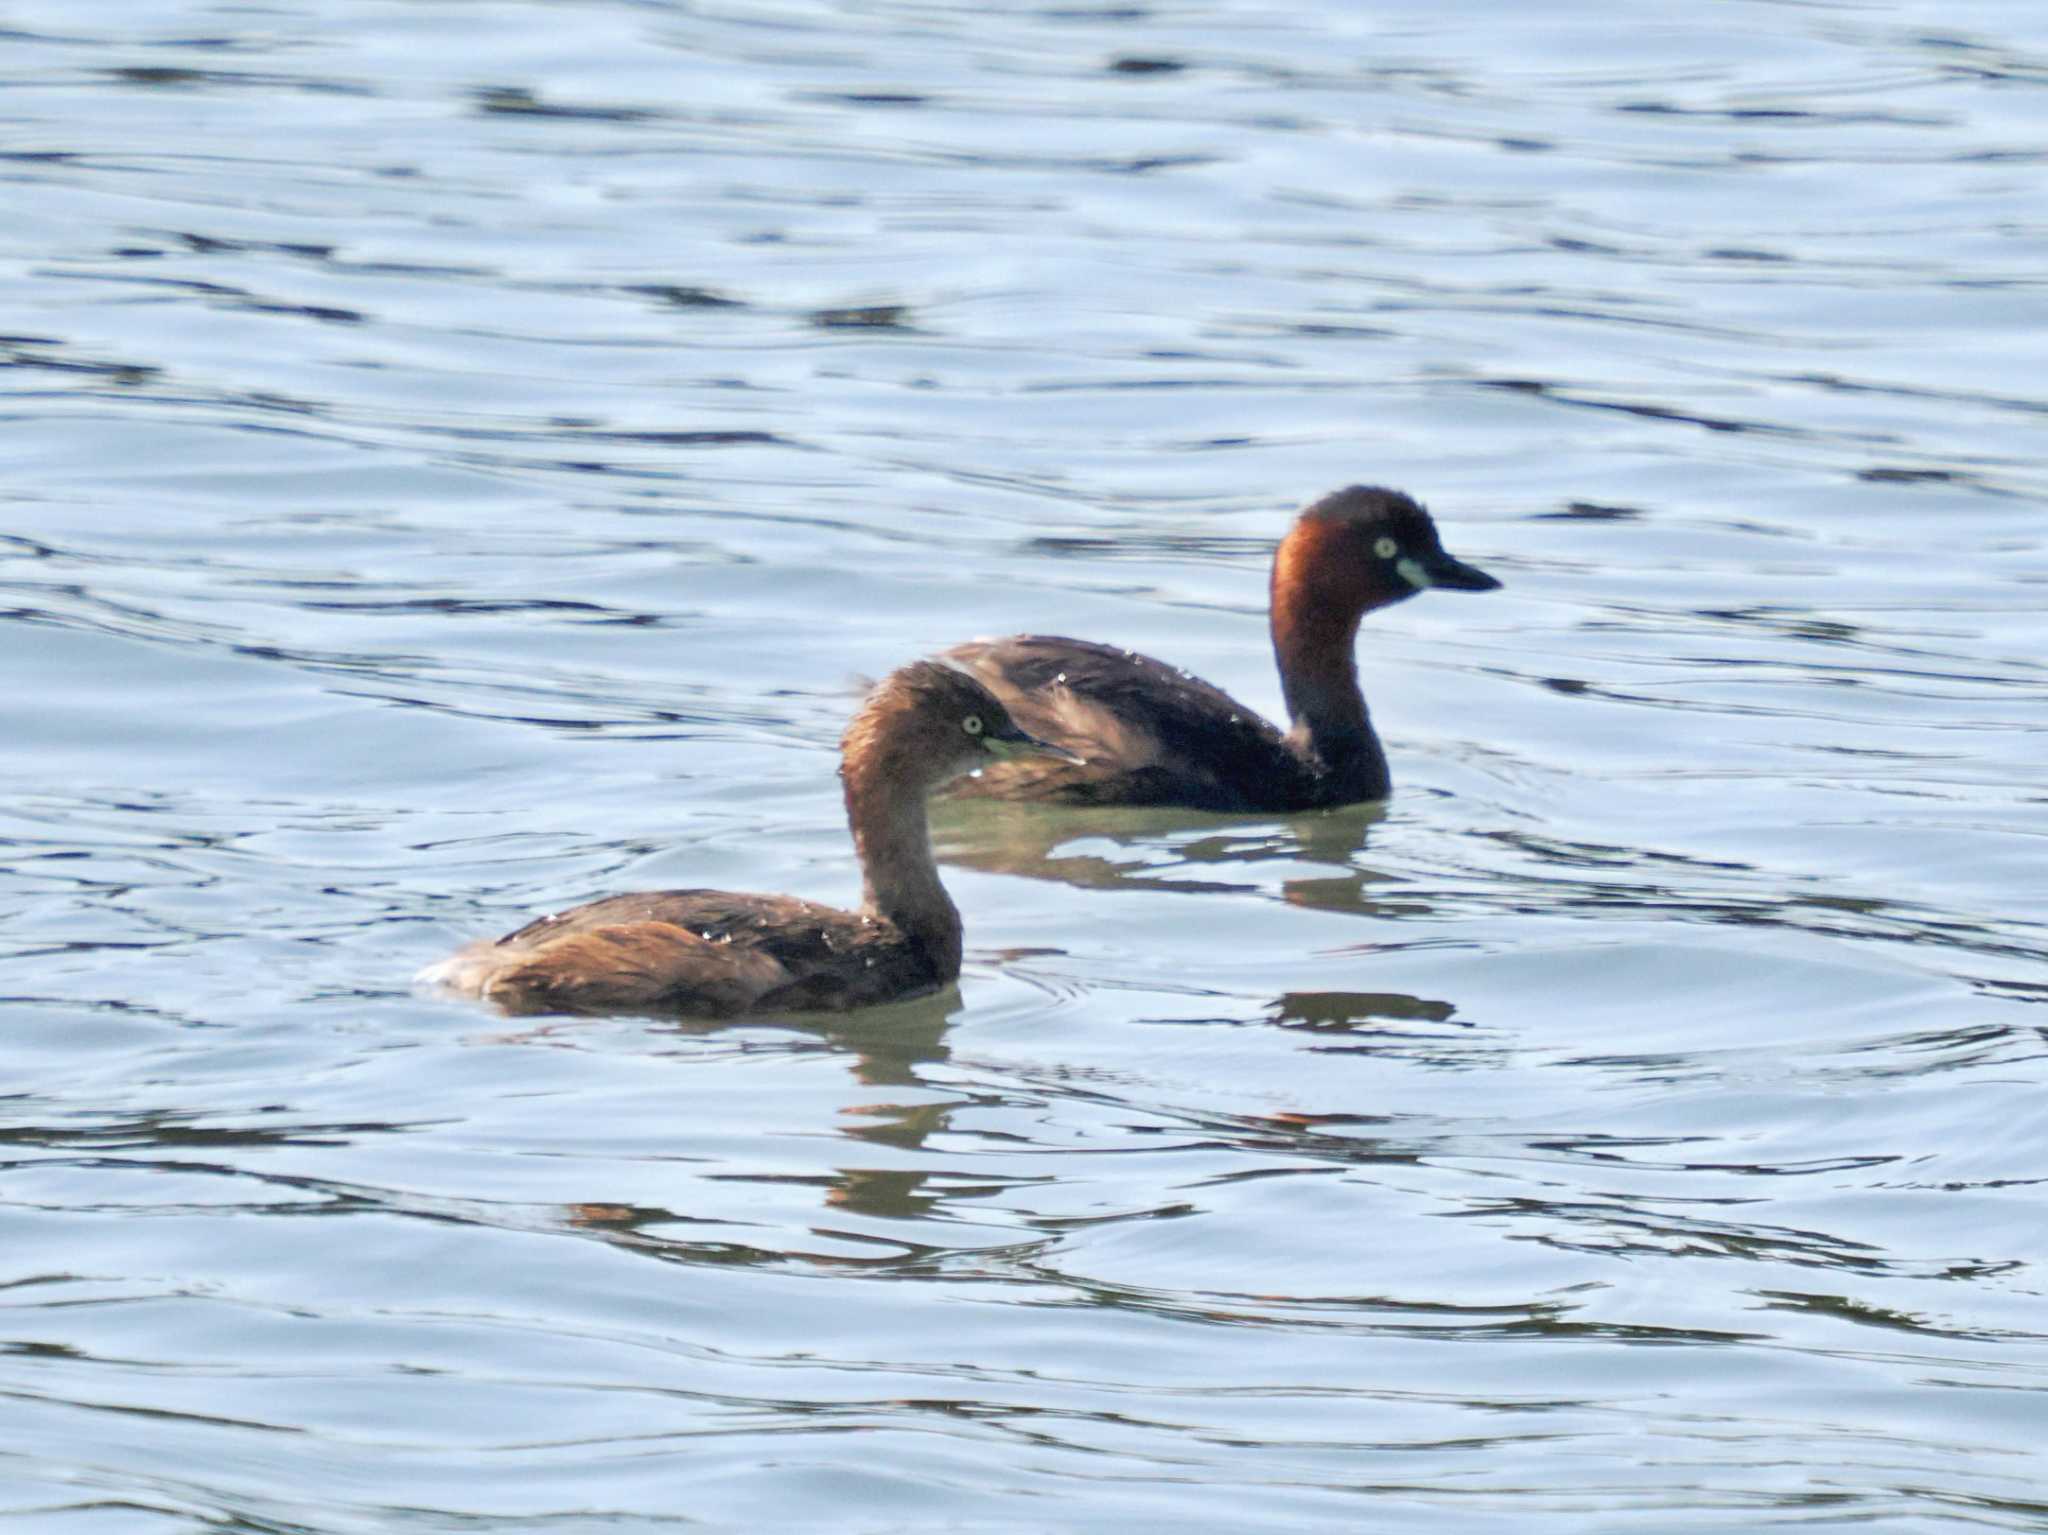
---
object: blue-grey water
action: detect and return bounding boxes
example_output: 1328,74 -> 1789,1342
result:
4,1 -> 2046,1530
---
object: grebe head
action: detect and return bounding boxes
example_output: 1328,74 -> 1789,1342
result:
1281,485 -> 1501,613
844,660 -> 1082,790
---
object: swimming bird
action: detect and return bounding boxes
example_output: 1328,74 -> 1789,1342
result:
421,661 -> 1078,1017
943,485 -> 1500,811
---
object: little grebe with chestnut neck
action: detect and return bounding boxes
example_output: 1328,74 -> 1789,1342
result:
943,485 -> 1500,811
422,661 -> 1077,1018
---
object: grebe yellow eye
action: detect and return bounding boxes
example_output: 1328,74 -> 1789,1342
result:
962,714 -> 984,736
1373,536 -> 1398,560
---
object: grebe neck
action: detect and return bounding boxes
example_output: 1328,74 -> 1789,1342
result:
1270,562 -> 1391,801
843,753 -> 963,979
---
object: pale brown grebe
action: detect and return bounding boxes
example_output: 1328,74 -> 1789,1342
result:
421,661 -> 1077,1017
943,485 -> 1500,812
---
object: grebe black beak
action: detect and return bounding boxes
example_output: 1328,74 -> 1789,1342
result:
1398,548 -> 1501,593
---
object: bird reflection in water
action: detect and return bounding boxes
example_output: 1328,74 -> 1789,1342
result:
932,794 -> 1431,922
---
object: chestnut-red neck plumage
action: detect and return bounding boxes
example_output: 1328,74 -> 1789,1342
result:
1269,517 -> 1395,801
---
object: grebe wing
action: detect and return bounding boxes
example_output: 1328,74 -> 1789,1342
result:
943,635 -> 1295,807
435,889 -> 941,1017
459,918 -> 792,1017
492,889 -> 839,947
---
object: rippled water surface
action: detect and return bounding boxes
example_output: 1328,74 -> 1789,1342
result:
5,0 -> 2047,1529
